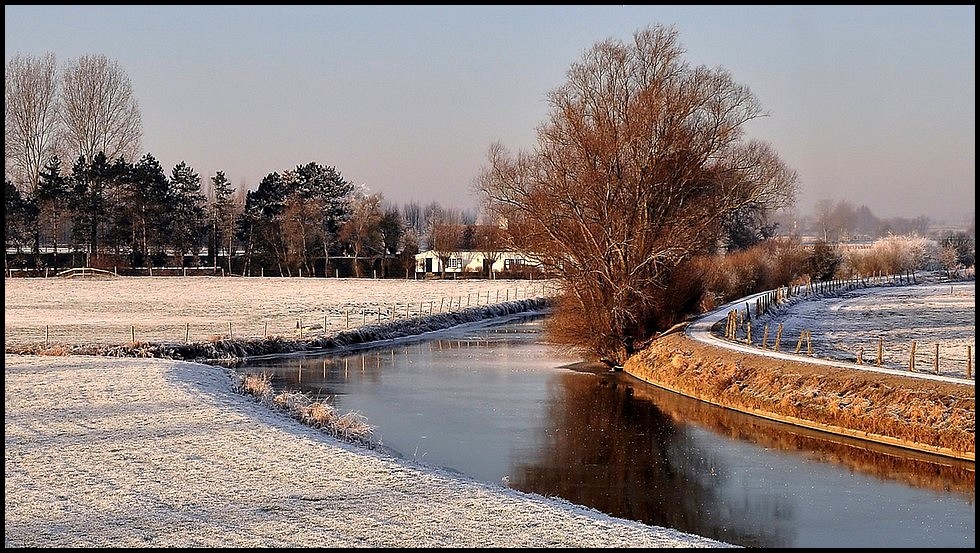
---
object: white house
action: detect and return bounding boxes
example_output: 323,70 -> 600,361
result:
414,250 -> 542,277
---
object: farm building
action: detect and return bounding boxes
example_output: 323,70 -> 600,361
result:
414,250 -> 543,278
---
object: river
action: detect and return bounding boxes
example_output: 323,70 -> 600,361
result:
237,313 -> 975,548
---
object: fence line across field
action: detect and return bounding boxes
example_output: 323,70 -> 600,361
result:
719,275 -> 975,380
31,283 -> 554,347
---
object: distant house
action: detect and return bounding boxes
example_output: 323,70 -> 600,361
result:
414,250 -> 542,278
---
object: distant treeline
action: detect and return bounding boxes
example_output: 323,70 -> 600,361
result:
4,152 -> 500,278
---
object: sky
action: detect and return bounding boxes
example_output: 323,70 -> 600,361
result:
4,5 -> 975,223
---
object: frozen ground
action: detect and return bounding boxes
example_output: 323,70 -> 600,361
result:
4,276 -> 726,548
4,354 -> 727,548
3,276 -> 554,348
722,278 -> 975,381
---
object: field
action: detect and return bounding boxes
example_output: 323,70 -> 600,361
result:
3,276 -> 553,349
5,274 -> 729,547
751,279 -> 975,379
5,273 -> 974,546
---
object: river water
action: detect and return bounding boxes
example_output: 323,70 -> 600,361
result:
237,314 -> 975,548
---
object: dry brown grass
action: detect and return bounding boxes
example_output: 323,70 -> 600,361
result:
623,333 -> 975,458
234,372 -> 375,445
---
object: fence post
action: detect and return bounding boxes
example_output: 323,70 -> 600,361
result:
876,337 -> 883,366
806,330 -> 812,355
774,323 -> 783,351
131,325 -> 136,344
185,323 -> 190,343
934,343 -> 939,374
909,341 -> 916,371
967,346 -> 972,379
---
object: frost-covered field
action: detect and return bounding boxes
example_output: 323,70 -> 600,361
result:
4,353 -> 726,548
749,279 -> 975,380
4,276 -> 554,348
4,275 -> 730,547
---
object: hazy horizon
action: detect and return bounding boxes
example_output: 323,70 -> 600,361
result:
5,5 -> 975,224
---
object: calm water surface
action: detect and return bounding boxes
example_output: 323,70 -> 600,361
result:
238,315 -> 975,548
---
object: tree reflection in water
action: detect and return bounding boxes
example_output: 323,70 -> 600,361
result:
508,370 -> 789,548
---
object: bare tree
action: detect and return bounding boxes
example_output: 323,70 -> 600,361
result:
339,190 -> 383,278
474,216 -> 508,278
476,25 -> 798,363
429,207 -> 465,279
5,52 -> 61,194
60,54 -> 142,164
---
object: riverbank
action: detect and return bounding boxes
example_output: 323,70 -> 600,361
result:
4,276 -> 729,547
4,353 -> 728,548
622,331 -> 975,461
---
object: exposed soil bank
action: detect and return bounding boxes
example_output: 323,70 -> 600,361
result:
622,331 -> 975,461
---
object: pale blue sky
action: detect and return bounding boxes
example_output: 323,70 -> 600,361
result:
5,5 -> 975,222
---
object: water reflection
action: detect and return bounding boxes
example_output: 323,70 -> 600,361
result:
622,375 -> 976,500
510,371 -> 788,547
238,317 -> 974,548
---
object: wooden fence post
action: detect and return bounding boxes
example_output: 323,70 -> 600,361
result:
185,323 -> 190,343
774,323 -> 783,351
806,330 -> 812,355
909,341 -> 916,371
967,345 -> 972,379
876,337 -> 883,366
933,343 -> 939,374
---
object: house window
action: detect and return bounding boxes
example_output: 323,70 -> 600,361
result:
448,257 -> 462,270
504,258 -> 525,271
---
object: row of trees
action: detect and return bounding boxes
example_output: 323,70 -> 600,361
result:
771,198 -> 972,243
4,150 -> 521,278
6,53 -> 142,195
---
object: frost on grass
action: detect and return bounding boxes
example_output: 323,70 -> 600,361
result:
732,277 -> 975,380
234,372 -> 376,447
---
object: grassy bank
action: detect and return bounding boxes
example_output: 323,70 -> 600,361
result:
623,332 -> 975,460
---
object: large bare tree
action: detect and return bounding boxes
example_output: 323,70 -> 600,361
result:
476,25 -> 798,363
60,54 -> 142,164
5,52 -> 61,194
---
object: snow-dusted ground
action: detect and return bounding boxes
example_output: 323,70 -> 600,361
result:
3,276 -> 554,348
717,278 -> 975,381
4,276 -> 727,548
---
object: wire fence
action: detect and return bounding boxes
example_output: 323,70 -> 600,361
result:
8,283 -> 560,350
718,275 -> 975,381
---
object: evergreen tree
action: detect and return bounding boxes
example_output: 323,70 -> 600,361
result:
5,179 -> 34,256
169,161 -> 207,265
68,152 -> 118,266
35,156 -> 71,265
115,153 -> 169,267
209,171 -> 236,272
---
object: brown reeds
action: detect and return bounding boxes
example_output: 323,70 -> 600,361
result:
234,372 -> 375,446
